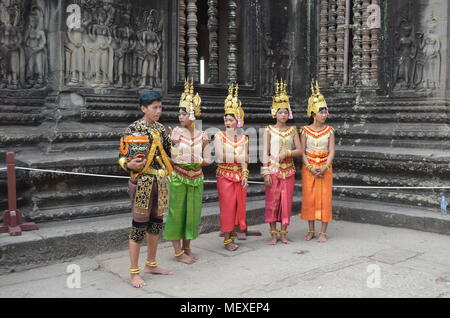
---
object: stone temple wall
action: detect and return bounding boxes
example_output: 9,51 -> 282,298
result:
0,0 -> 449,224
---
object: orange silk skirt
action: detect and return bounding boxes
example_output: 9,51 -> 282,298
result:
300,164 -> 333,222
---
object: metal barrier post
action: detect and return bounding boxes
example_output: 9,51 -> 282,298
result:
0,152 -> 38,236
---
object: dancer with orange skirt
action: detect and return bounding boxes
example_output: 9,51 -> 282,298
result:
262,80 -> 301,245
300,82 -> 335,243
214,84 -> 249,251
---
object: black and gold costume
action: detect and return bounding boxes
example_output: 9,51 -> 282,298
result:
119,119 -> 173,243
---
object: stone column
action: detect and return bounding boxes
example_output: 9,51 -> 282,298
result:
336,0 -> 346,86
361,0 -> 371,85
179,0 -> 186,81
369,0 -> 381,84
187,0 -> 199,81
327,0 -> 337,85
227,0 -> 238,83
207,0 -> 219,83
351,0 -> 363,86
319,0 -> 329,85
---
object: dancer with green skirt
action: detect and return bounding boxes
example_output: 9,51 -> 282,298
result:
163,81 -> 211,264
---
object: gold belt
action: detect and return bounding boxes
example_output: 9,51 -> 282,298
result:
218,164 -> 241,172
144,168 -> 169,178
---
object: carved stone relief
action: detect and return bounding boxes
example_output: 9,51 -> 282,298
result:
392,13 -> 442,92
24,5 -> 46,88
275,35 -> 294,93
0,0 -> 48,89
393,19 -> 417,90
261,30 -> 274,96
64,0 -> 163,89
415,15 -> 441,90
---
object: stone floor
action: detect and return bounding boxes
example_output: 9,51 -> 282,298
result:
1,217 -> 450,298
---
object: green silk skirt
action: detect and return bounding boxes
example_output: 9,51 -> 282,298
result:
163,164 -> 204,240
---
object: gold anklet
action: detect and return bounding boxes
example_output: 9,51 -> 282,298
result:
128,267 -> 141,274
145,260 -> 158,268
223,239 -> 233,246
174,250 -> 185,257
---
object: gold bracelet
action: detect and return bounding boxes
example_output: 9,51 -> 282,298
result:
325,163 -> 332,169
287,150 -> 292,157
241,169 -> 249,179
261,167 -> 270,176
118,157 -> 128,171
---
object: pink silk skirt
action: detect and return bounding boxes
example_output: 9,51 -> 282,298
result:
265,174 -> 295,227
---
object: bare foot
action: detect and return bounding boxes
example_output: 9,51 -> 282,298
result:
317,233 -> 328,243
268,235 -> 278,245
224,242 -> 239,251
280,235 -> 291,244
304,231 -> 315,241
184,249 -> 199,261
176,253 -> 196,264
144,265 -> 173,275
236,232 -> 247,240
130,274 -> 147,288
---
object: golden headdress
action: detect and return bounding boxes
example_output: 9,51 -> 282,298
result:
224,84 -> 245,128
307,81 -> 328,117
271,79 -> 293,119
179,80 -> 202,120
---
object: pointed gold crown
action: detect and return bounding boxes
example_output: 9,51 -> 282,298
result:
271,79 -> 293,119
179,79 -> 201,120
307,81 -> 327,117
224,84 -> 244,128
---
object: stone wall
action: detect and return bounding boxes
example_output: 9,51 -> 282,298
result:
0,0 -> 449,223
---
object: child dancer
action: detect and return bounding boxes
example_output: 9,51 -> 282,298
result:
262,81 -> 301,244
300,82 -> 335,243
214,84 -> 249,251
164,81 -> 211,264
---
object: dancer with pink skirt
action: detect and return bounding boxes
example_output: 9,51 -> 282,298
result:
262,81 -> 301,244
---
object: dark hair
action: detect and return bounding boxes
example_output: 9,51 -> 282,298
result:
308,107 -> 328,125
139,90 -> 162,108
224,114 -> 236,120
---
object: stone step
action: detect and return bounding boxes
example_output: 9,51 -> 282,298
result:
0,99 -> 46,106
337,138 -> 450,150
27,184 -> 267,222
0,105 -> 42,113
0,113 -> 43,125
47,141 -> 120,153
14,144 -> 450,178
333,187 -> 444,210
84,102 -> 271,114
1,196 -> 449,275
